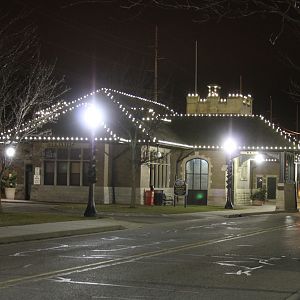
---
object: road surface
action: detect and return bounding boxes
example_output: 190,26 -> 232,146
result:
0,212 -> 299,299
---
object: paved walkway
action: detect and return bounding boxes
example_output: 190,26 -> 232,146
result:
0,200 -> 295,245
0,219 -> 138,244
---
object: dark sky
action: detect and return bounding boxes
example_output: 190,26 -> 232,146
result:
2,1 -> 299,130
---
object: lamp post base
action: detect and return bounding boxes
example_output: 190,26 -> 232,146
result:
84,183 -> 97,217
84,205 -> 97,217
224,201 -> 234,209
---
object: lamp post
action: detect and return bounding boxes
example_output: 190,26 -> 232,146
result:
83,104 -> 102,217
223,138 -> 237,209
225,156 -> 234,209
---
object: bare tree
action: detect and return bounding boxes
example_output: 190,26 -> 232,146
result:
0,16 -> 68,190
116,0 -> 300,120
62,0 -> 300,78
108,97 -> 166,208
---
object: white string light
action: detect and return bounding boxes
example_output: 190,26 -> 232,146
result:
1,88 -> 299,153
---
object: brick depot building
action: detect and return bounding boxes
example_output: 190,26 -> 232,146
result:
6,85 -> 300,210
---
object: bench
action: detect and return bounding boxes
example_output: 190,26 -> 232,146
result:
163,195 -> 174,206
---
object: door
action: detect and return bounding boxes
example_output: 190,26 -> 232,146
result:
267,177 -> 276,199
185,158 -> 208,205
25,164 -> 33,200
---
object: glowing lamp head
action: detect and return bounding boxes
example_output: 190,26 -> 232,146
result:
6,146 -> 15,158
254,153 -> 264,164
223,137 -> 237,155
83,104 -> 102,130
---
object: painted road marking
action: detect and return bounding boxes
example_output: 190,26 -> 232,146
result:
0,223 -> 299,289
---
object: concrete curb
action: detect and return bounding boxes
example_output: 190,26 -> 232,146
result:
0,225 -> 126,245
226,210 -> 285,218
286,291 -> 300,300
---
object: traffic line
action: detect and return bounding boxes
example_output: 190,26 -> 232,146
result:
0,223 -> 298,289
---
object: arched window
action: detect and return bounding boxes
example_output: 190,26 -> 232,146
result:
186,158 -> 208,190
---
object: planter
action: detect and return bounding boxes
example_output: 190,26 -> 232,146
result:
252,199 -> 264,206
5,187 -> 16,200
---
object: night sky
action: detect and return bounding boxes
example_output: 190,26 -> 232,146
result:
2,1 -> 299,130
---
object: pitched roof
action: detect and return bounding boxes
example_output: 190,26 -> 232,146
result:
5,88 -> 299,152
154,115 -> 299,151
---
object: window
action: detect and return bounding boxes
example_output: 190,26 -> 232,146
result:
149,151 -> 170,188
256,176 -> 263,189
44,148 -> 56,159
82,162 -> 90,186
57,162 -> 67,185
43,147 -> 90,186
186,158 -> 209,190
70,149 -> 81,160
57,149 -> 68,159
70,162 -> 80,186
44,161 -> 54,185
83,149 -> 90,160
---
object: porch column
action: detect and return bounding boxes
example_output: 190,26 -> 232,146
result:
103,143 -> 110,204
277,152 -> 297,211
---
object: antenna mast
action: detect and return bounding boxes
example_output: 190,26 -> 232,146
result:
270,96 -> 273,123
195,40 -> 198,94
154,25 -> 158,102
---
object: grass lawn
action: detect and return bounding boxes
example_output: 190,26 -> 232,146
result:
0,212 -> 84,227
58,204 -> 225,215
0,204 -> 226,227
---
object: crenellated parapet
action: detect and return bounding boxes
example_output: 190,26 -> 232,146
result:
186,84 -> 253,115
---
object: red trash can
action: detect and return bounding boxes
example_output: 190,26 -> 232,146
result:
144,190 -> 154,206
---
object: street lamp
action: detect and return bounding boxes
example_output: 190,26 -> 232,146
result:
223,137 -> 237,209
83,103 -> 102,217
5,146 -> 16,158
254,153 -> 264,164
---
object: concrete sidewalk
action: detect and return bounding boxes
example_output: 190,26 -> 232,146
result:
0,219 -> 139,244
0,201 -> 292,245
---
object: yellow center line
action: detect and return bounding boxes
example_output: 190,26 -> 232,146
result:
0,223 -> 297,289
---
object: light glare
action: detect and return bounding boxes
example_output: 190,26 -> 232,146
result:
223,137 -> 237,154
6,146 -> 15,158
83,104 -> 102,130
254,153 -> 264,164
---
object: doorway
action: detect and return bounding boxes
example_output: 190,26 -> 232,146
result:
267,177 -> 277,199
25,164 -> 33,200
185,158 -> 208,205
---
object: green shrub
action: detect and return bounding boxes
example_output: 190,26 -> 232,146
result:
1,169 -> 17,188
251,188 -> 266,201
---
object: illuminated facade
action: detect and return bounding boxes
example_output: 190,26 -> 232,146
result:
3,87 -> 298,210
186,84 -> 253,115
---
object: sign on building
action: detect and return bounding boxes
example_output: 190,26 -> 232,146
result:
174,179 -> 187,196
34,175 -> 40,185
35,167 -> 40,175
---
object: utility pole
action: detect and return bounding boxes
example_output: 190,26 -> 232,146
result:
297,102 -> 299,132
154,25 -> 158,102
239,75 -> 242,95
269,96 -> 273,123
195,40 -> 198,94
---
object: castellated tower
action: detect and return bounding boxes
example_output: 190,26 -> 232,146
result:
186,84 -> 253,115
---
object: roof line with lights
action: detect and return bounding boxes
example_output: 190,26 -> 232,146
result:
105,88 -> 176,114
151,113 -> 299,148
1,88 -> 299,151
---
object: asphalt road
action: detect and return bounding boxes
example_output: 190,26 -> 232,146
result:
0,213 -> 300,300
